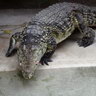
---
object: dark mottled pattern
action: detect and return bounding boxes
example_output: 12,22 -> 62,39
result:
6,2 -> 96,79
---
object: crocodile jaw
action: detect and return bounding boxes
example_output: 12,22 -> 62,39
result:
17,42 -> 47,79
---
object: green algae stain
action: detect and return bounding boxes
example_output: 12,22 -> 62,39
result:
46,85 -> 53,96
42,76 -> 54,82
31,76 -> 37,81
0,90 -> 5,96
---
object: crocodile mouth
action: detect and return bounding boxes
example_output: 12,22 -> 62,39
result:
22,72 -> 33,79
20,62 -> 40,79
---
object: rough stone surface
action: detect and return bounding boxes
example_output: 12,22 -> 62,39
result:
0,68 -> 96,96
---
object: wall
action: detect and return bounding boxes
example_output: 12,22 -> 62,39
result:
0,0 -> 96,9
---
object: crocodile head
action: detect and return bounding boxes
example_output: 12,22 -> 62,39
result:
6,33 -> 47,79
18,38 -> 47,79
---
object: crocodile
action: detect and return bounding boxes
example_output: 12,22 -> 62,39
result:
5,2 -> 96,79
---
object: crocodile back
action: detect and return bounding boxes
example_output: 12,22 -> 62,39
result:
32,2 -> 91,24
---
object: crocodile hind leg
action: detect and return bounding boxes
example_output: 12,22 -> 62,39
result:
77,27 -> 95,47
40,37 -> 57,65
73,11 -> 95,47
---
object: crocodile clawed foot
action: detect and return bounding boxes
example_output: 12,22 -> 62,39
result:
77,36 -> 94,47
40,57 -> 52,65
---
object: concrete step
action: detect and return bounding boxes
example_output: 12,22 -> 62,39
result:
0,67 -> 96,96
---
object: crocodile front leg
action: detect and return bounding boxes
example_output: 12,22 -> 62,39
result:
73,10 -> 95,47
40,51 -> 55,65
40,37 -> 57,65
6,32 -> 22,57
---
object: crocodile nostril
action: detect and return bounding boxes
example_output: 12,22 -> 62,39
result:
22,72 -> 33,79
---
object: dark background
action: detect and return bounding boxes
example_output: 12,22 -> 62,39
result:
0,0 -> 96,9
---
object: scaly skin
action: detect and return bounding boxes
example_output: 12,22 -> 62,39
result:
6,2 -> 96,79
